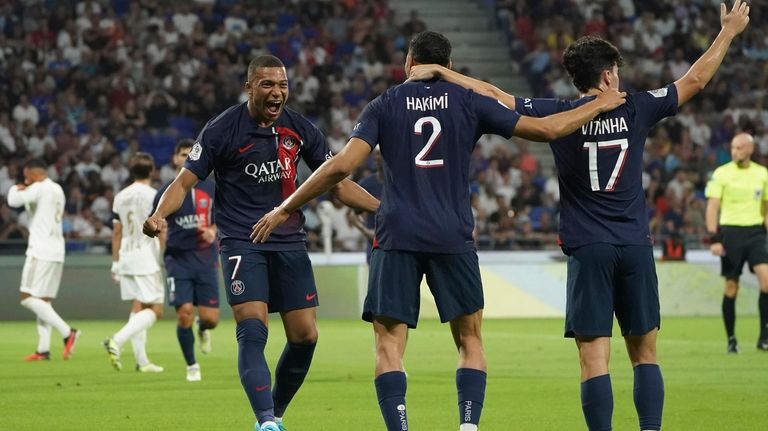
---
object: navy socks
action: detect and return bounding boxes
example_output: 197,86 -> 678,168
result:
236,319 -> 274,424
273,342 -> 316,417
633,364 -> 664,431
581,374 -> 613,431
176,326 -> 196,366
375,371 -> 408,431
456,368 -> 486,427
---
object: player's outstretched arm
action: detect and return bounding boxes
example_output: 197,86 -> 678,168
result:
408,64 -> 517,109
332,179 -> 380,213
675,0 -> 749,107
513,89 -> 626,141
251,138 -> 372,243
143,168 -> 198,237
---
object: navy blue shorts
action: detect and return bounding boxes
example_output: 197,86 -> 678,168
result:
166,262 -> 220,309
564,243 -> 660,338
220,248 -> 318,312
720,225 -> 768,279
363,249 -> 483,328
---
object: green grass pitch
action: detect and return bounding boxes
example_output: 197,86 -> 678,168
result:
1,316 -> 766,430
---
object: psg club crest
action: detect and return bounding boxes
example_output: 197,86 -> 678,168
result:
230,279 -> 245,296
280,135 -> 298,150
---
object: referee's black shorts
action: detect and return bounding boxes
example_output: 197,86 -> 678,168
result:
720,225 -> 768,279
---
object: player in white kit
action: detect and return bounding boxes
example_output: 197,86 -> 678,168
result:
104,153 -> 165,372
7,159 -> 80,361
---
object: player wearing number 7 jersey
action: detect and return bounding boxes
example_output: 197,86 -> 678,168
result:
251,31 -> 625,431
406,2 -> 751,430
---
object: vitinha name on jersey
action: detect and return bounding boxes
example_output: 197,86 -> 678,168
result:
581,117 -> 629,136
244,157 -> 293,183
406,93 -> 448,111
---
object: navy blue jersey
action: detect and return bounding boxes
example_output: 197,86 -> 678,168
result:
154,179 -> 217,268
352,79 -> 520,253
184,103 -> 332,250
514,84 -> 679,248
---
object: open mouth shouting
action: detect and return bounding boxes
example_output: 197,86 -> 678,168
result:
265,99 -> 283,118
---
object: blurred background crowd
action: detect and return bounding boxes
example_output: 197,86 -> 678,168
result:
0,0 -> 765,254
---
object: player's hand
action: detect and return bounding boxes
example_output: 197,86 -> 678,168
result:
143,215 -> 166,238
710,242 -> 725,257
110,261 -> 120,284
406,64 -> 443,82
251,207 -> 291,243
15,183 -> 26,191
595,88 -> 627,112
201,226 -> 216,245
721,0 -> 750,38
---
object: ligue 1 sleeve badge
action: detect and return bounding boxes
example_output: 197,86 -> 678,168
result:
189,142 -> 202,160
230,279 -> 245,296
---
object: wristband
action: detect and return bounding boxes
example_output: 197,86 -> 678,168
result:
709,232 -> 722,244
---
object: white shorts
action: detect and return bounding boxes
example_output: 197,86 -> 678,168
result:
20,257 -> 64,298
120,272 -> 165,305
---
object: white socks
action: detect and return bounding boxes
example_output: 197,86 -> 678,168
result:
128,312 -> 150,367
36,317 -> 52,353
114,308 -> 156,347
460,424 -> 478,431
21,297 -> 71,337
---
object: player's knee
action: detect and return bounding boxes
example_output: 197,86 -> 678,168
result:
289,327 -> 318,345
199,318 -> 219,330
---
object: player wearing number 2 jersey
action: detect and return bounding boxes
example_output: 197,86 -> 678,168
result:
406,2 -> 750,430
251,31 -> 625,431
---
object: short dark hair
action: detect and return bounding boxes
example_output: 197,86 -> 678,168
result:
409,31 -> 451,67
24,158 -> 47,170
129,152 -> 155,180
562,36 -> 624,93
175,138 -> 195,155
247,55 -> 285,79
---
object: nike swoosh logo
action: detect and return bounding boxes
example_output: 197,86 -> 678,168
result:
255,385 -> 270,392
305,293 -> 317,301
238,143 -> 255,153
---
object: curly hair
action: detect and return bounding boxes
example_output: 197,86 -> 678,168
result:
562,36 -> 624,93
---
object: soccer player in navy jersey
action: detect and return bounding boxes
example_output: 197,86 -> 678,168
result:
153,139 -> 219,382
143,55 -> 379,431
251,31 -> 625,431
407,2 -> 750,430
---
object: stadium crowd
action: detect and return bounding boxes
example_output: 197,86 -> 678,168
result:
0,0 -> 765,253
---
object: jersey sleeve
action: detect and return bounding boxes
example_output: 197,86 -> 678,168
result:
704,168 -> 724,199
630,84 -> 679,128
514,97 -> 573,118
183,123 -> 216,180
351,94 -> 385,150
6,184 -> 39,208
300,120 -> 334,171
474,93 -> 520,139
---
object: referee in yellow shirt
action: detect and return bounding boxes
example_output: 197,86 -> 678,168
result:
705,133 -> 768,353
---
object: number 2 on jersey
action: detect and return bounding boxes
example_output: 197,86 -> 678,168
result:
582,138 -> 629,192
414,116 -> 443,168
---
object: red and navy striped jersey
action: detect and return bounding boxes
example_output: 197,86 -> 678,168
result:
352,79 -> 520,253
154,180 -> 217,268
514,84 -> 679,248
184,103 -> 332,250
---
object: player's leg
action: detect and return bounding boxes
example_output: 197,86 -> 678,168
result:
743,227 -> 768,350
565,244 -> 618,431
364,249 -> 422,431
195,266 -> 221,354
720,227 -> 746,353
168,270 -> 199,375
616,245 -> 663,431
268,251 -> 319,428
374,316 -> 410,431
222,247 -> 275,427
425,251 -> 486,431
19,258 -> 79,359
133,302 -> 164,372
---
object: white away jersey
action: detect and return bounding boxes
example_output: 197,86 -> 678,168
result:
113,182 -> 161,275
7,178 -> 65,262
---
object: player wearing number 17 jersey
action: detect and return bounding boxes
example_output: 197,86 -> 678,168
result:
405,2 -> 751,430
251,31 -> 625,431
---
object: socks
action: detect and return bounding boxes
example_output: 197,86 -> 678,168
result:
177,325 -> 196,366
236,319 -> 274,425
633,364 -> 664,431
581,374 -> 613,431
273,342 -> 316,417
456,368 -> 486,427
722,295 -> 736,338
20,297 -> 71,337
36,317 -> 52,353
759,292 -> 768,340
114,308 -> 156,347
375,371 -> 408,431
129,312 -> 150,366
